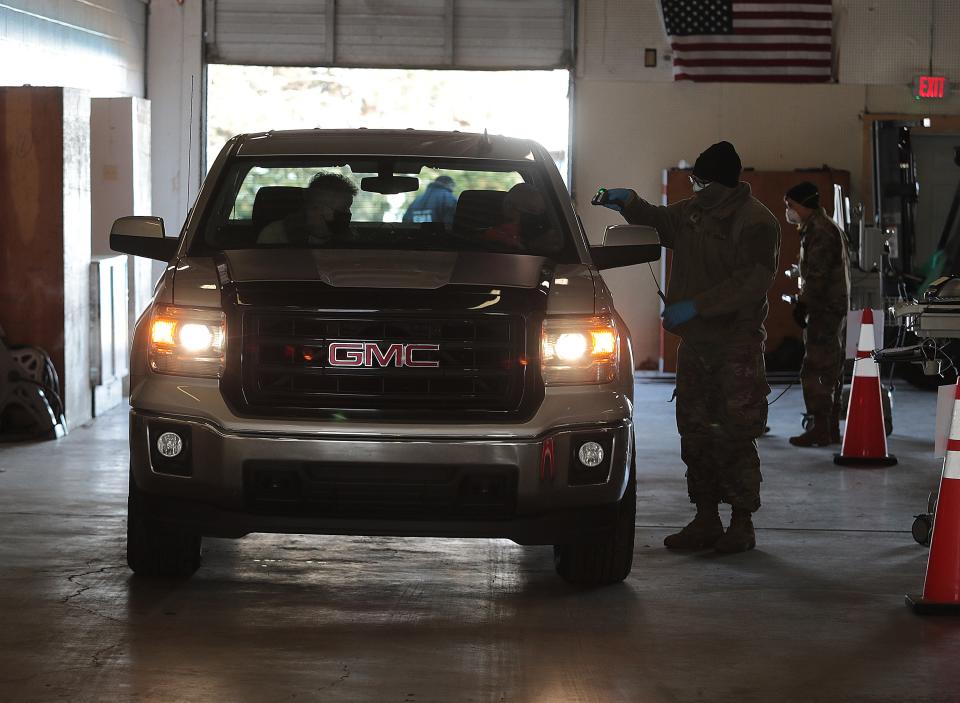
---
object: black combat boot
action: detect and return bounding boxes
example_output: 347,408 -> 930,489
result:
664,502 -> 724,550
789,413 -> 832,447
714,508 -> 756,553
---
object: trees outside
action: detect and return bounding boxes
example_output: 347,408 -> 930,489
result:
206,65 -> 569,178
231,165 -> 524,224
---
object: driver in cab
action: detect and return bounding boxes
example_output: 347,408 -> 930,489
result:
258,172 -> 357,245
482,183 -> 561,253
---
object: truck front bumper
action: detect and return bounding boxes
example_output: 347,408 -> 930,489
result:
130,410 -> 633,545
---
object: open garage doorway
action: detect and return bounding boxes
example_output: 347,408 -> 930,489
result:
205,66 -> 571,183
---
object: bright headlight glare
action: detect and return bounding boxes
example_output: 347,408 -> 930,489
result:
148,305 -> 226,378
541,317 -> 619,385
179,323 -> 214,352
555,333 -> 588,361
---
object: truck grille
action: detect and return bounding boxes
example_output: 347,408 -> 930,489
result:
244,462 -> 517,520
239,312 -> 527,414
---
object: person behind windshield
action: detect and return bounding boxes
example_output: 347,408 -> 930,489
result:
258,172 -> 357,245
402,175 -> 457,225
482,183 -> 548,250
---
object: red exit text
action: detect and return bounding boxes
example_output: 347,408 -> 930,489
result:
917,75 -> 947,99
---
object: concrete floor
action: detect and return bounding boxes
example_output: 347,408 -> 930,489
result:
1,379 -> 959,702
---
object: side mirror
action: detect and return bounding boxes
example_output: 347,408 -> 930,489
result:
110,216 -> 179,261
590,224 -> 661,270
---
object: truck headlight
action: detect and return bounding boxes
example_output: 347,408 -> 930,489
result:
541,317 -> 619,385
149,305 -> 226,378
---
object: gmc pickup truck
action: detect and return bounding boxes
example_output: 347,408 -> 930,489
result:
111,129 -> 660,585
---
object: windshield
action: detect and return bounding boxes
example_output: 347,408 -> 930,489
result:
195,157 -> 578,261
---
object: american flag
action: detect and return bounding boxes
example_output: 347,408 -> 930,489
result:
660,0 -> 833,83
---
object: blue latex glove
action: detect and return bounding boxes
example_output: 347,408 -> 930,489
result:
593,187 -> 638,212
662,300 -> 698,330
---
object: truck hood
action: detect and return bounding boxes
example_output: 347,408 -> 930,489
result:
171,250 -> 597,315
223,249 -> 548,290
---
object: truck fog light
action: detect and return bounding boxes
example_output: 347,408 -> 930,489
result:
157,431 -> 184,458
578,441 -> 604,468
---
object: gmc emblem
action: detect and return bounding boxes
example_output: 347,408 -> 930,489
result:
328,342 -> 440,368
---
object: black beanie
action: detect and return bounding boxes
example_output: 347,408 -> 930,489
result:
693,141 -> 741,188
785,181 -> 820,208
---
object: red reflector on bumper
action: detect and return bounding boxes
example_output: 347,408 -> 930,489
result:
539,437 -> 556,481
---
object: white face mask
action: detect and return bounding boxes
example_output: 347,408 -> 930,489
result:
785,207 -> 802,225
692,181 -> 706,193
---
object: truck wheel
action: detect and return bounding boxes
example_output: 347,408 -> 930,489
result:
127,481 -> 201,579
553,455 -> 636,586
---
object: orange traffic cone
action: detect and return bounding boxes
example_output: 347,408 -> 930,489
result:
907,378 -> 960,614
834,309 -> 897,466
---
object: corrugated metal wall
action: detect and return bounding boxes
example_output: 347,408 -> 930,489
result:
455,0 -> 570,68
205,0 -> 335,66
206,0 -> 573,70
0,0 -> 146,96
336,1 -> 450,68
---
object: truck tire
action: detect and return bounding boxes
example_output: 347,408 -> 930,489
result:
126,480 -> 201,579
553,455 -> 636,586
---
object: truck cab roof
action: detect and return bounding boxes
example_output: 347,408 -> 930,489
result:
233,129 -> 540,161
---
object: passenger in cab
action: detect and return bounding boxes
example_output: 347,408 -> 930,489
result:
482,183 -> 548,251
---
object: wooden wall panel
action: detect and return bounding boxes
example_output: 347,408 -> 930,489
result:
660,169 -> 850,374
0,87 -> 91,425
0,88 -> 66,372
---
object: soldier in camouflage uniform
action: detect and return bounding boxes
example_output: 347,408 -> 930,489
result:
597,142 -> 780,553
784,182 -> 851,447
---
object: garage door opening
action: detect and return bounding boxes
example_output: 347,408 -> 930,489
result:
206,65 -> 571,183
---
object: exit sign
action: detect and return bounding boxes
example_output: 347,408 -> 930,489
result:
914,75 -> 948,99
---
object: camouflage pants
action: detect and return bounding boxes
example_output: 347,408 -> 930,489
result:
676,341 -> 769,512
801,312 -> 846,418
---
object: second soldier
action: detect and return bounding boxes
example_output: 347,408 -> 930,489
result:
784,181 -> 851,447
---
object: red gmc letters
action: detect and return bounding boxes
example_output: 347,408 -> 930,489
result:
327,342 -> 441,368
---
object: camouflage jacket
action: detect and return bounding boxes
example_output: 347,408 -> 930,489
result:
797,209 -> 850,315
623,182 -> 781,345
